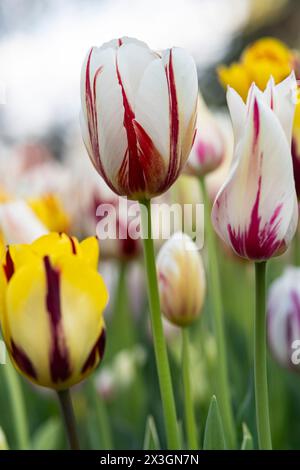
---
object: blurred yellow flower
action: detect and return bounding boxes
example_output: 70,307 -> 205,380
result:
0,233 -> 108,390
218,37 -> 293,101
28,194 -> 70,233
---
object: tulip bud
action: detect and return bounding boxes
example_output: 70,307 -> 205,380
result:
212,74 -> 299,261
157,233 -> 206,327
0,233 -> 108,390
80,37 -> 198,200
267,267 -> 300,372
185,95 -> 224,177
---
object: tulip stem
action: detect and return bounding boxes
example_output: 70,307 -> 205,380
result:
1,357 -> 29,449
254,261 -> 272,450
199,177 -> 236,449
140,198 -> 180,450
294,231 -> 300,266
182,327 -> 198,450
57,389 -> 80,450
85,378 -> 113,449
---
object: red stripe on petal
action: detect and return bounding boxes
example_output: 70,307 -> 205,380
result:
44,256 -> 71,383
116,59 -> 145,195
291,138 -> 300,198
11,340 -> 37,379
134,120 -> 167,196
227,176 -> 283,260
85,50 -> 120,195
81,328 -> 106,374
3,249 -> 14,282
165,50 -> 180,186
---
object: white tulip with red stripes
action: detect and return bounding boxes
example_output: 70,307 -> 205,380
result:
80,37 -> 198,200
212,73 -> 299,261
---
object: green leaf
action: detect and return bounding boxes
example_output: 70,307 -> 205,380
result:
241,423 -> 253,450
143,416 -> 160,450
32,417 -> 63,450
203,395 -> 226,450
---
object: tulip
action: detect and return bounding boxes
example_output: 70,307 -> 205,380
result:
80,36 -> 198,201
80,36 -> 198,449
185,95 -> 224,177
0,232 -> 108,390
157,232 -> 205,327
267,267 -> 300,372
212,74 -> 298,261
28,194 -> 70,234
157,232 -> 205,449
212,73 -> 299,450
218,37 -> 293,101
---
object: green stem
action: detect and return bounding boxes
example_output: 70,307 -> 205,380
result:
254,262 -> 272,450
57,389 -> 80,450
140,199 -> 180,450
108,262 -> 133,359
85,378 -> 113,449
182,328 -> 198,450
199,177 -> 236,449
1,356 -> 29,449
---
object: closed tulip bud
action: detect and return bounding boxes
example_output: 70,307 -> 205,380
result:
267,267 -> 300,371
212,73 -> 299,261
185,95 -> 225,177
80,37 -> 198,200
0,233 -> 108,390
157,233 -> 206,327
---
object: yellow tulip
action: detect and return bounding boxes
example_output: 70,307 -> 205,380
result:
28,194 -> 70,233
217,37 -> 293,101
0,233 -> 108,390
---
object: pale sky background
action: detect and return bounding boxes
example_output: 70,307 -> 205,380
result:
0,0 -> 251,138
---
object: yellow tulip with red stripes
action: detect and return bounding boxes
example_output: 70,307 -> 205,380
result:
0,233 -> 108,390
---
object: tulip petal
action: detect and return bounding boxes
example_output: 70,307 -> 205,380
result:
226,86 -> 246,143
81,47 -> 128,194
116,43 -> 157,111
263,72 -> 296,145
135,58 -> 170,164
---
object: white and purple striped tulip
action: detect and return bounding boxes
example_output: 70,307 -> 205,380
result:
212,73 -> 299,261
80,37 -> 198,200
267,267 -> 300,371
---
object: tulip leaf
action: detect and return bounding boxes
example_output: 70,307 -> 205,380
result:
143,415 -> 160,450
203,395 -> 226,450
241,423 -> 253,450
32,417 -> 63,450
